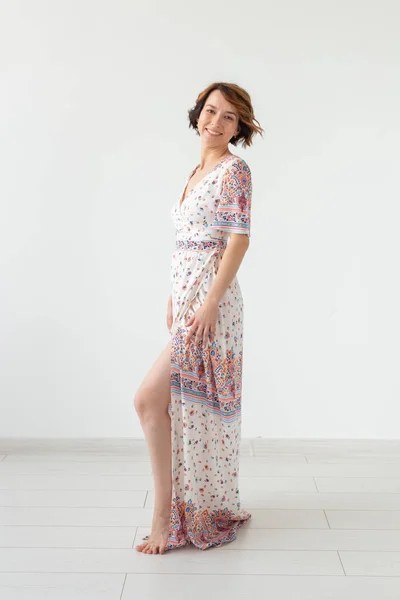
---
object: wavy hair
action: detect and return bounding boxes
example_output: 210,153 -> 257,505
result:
188,82 -> 264,148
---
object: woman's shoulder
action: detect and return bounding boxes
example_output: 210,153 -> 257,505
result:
226,154 -> 251,173
223,154 -> 252,180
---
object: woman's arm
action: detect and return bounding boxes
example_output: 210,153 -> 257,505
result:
166,294 -> 173,331
184,234 -> 250,346
206,233 -> 250,307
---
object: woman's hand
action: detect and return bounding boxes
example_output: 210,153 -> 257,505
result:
167,295 -> 173,332
185,299 -> 219,347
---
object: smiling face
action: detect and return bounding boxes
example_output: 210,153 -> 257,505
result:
197,89 -> 240,149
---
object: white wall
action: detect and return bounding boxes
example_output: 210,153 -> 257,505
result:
1,0 -> 399,439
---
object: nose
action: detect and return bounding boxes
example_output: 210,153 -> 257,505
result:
210,118 -> 223,130
210,113 -> 223,127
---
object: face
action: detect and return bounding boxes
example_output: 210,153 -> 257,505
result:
197,89 -> 240,149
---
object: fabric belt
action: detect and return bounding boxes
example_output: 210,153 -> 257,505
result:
175,239 -> 227,252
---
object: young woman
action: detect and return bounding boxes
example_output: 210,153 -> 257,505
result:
134,82 -> 264,554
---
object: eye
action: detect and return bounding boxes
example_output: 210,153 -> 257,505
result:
206,109 -> 234,120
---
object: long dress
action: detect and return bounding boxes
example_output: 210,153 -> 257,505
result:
143,153 -> 252,551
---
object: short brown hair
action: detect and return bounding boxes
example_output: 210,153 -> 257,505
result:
188,82 -> 264,148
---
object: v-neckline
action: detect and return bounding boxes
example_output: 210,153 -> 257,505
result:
179,154 -> 236,210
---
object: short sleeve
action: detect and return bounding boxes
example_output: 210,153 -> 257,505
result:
210,158 -> 252,237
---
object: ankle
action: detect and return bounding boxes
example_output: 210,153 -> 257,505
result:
153,506 -> 170,519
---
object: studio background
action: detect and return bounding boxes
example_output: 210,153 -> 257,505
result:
1,0 -> 399,439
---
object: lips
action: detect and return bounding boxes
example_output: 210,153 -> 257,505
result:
206,128 -> 222,136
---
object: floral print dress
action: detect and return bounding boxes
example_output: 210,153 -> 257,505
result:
143,153 -> 252,551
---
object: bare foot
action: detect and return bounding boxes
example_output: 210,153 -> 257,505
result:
135,511 -> 170,555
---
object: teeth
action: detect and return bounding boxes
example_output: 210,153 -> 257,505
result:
207,128 -> 221,136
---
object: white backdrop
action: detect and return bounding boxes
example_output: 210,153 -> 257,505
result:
1,0 -> 399,439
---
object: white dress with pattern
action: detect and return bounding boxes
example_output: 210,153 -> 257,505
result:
142,153 -> 252,551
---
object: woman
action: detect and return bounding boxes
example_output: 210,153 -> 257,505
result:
134,82 -> 263,554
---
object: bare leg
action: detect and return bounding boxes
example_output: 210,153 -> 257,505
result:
133,341 -> 172,554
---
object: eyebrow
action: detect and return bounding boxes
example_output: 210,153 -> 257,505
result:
205,103 -> 237,117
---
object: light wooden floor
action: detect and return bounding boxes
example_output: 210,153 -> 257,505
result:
1,437 -> 400,599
